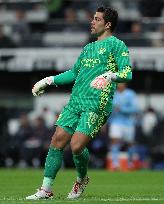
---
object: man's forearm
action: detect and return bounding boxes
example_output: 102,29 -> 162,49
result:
53,70 -> 76,85
113,66 -> 132,83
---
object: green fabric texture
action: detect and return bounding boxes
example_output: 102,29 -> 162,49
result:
44,147 -> 63,179
52,36 -> 132,113
115,67 -> 132,82
73,148 -> 89,179
53,70 -> 76,85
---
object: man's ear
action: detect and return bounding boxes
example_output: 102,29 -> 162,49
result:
105,22 -> 111,29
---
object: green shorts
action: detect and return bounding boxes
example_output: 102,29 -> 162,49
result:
56,104 -> 110,138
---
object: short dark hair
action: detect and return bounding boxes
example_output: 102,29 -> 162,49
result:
97,6 -> 118,32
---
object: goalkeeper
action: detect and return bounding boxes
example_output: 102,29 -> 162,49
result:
26,6 -> 132,200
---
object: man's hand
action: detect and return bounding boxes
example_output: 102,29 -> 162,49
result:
32,76 -> 54,96
90,71 -> 115,90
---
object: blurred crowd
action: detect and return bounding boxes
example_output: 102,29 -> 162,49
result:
0,0 -> 164,48
0,83 -> 164,171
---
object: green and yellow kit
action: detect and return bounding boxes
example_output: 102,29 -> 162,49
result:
54,36 -> 132,137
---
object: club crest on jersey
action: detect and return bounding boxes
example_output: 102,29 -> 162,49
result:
98,48 -> 106,54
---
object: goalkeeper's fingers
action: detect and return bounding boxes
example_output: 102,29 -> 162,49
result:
32,76 -> 55,96
32,83 -> 45,96
32,88 -> 45,96
37,89 -> 45,96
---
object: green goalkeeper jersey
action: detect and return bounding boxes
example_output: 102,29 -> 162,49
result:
54,36 -> 132,114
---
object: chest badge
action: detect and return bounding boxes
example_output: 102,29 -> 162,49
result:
98,48 -> 106,54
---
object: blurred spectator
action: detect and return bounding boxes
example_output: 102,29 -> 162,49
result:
0,24 -> 16,48
141,107 -> 158,137
152,24 -> 164,47
6,113 -> 33,167
12,9 -> 31,46
29,106 -> 56,129
131,21 -> 142,34
18,116 -> 51,168
148,116 -> 164,169
65,7 -> 76,23
62,7 -> 80,32
134,107 -> 158,167
139,0 -> 163,17
123,21 -> 152,47
40,106 -> 56,128
107,83 -> 139,170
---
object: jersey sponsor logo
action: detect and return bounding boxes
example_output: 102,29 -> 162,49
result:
98,48 -> 106,54
121,52 -> 129,57
81,58 -> 101,68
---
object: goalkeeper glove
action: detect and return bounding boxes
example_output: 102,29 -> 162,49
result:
90,71 -> 117,90
32,76 -> 55,96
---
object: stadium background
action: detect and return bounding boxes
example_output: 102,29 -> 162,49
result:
0,0 -> 164,171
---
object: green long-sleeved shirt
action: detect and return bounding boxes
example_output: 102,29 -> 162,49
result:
54,36 -> 132,113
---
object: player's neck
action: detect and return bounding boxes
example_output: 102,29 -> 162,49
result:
97,31 -> 112,41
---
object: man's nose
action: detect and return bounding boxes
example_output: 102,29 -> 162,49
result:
91,20 -> 95,25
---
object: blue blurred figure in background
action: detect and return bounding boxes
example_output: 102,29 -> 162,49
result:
107,83 -> 139,170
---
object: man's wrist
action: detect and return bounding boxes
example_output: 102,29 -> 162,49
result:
46,76 -> 57,86
51,76 -> 58,86
110,73 -> 117,81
